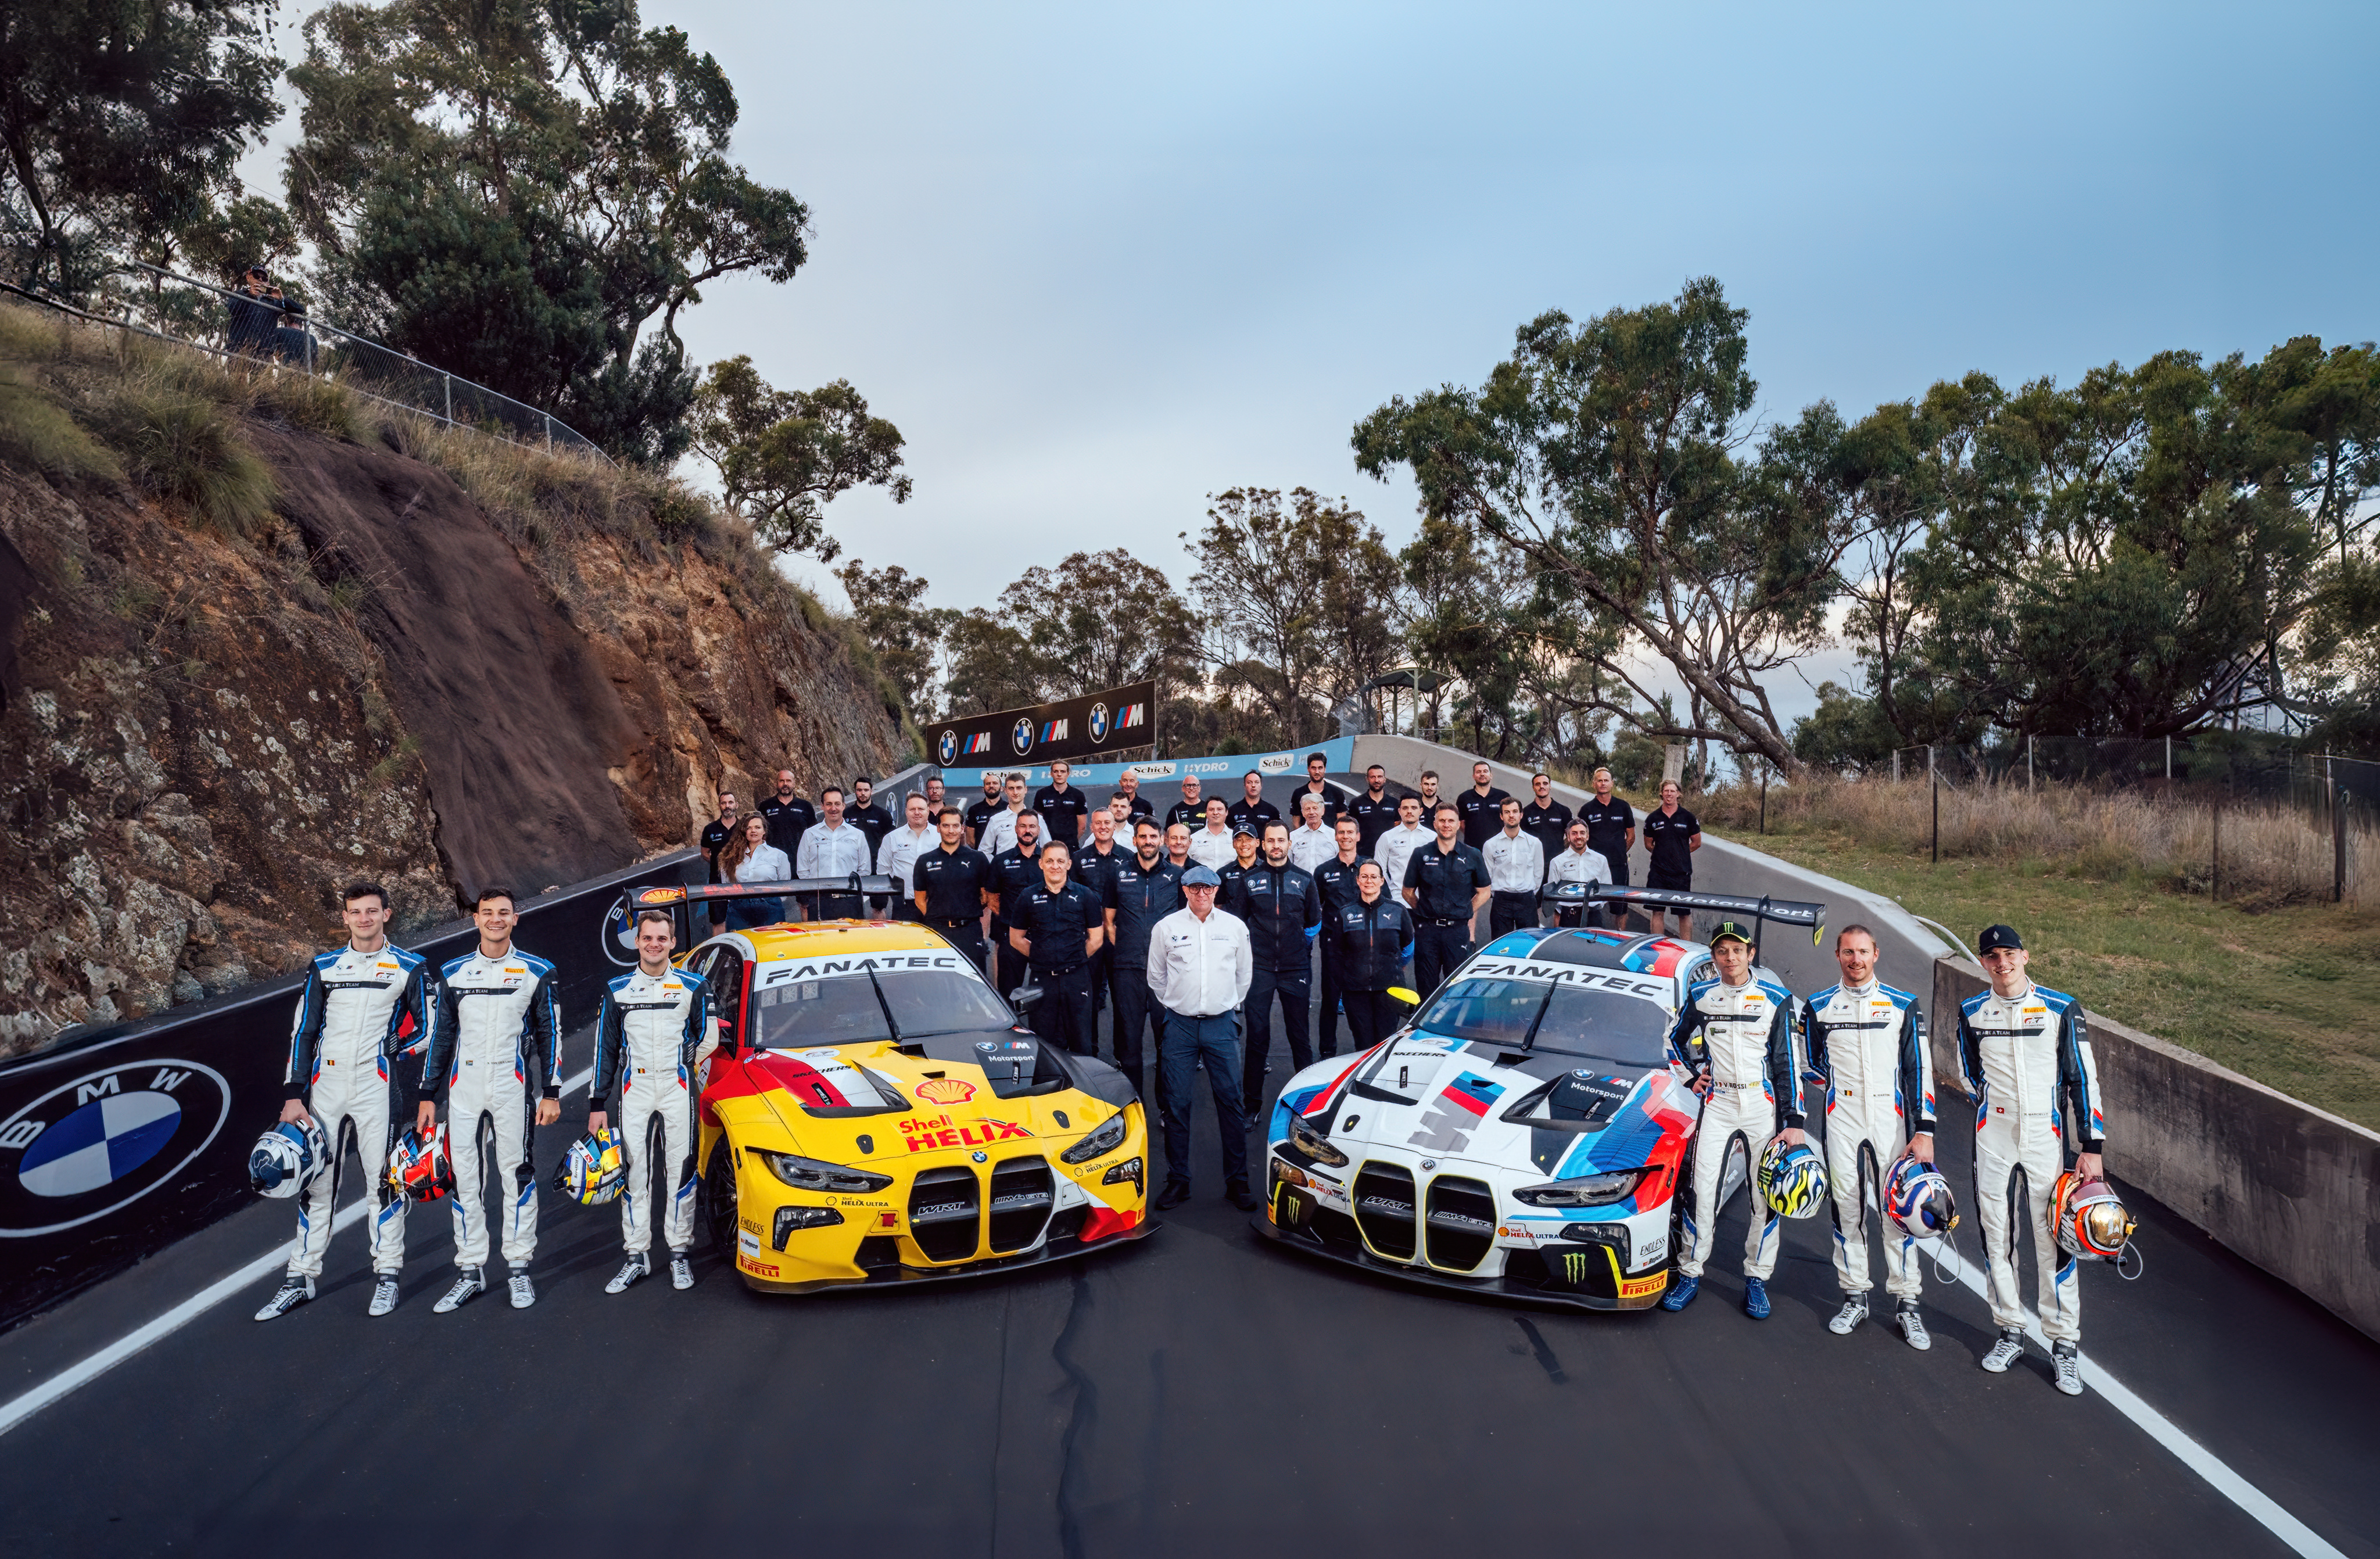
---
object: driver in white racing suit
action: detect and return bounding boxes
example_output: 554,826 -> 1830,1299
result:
256,880 -> 439,1321
418,888 -> 562,1313
588,911 -> 712,1294
1661,920 -> 1805,1318
1956,923 -> 2103,1396
1802,923 -> 1934,1347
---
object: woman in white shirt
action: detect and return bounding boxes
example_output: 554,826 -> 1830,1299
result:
719,813 -> 792,930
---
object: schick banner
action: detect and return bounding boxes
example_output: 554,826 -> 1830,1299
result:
929,680 -> 1157,768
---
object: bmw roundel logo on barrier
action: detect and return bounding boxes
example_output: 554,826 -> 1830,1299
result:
0,1059 -> 230,1237
1088,703 -> 1110,744
937,728 -> 959,766
601,900 -> 640,967
1011,716 -> 1034,757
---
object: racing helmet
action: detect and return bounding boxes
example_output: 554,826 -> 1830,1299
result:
2051,1171 -> 2135,1263
248,1118 -> 328,1200
385,1123 -> 455,1203
553,1127 -> 628,1206
1757,1137 -> 1829,1219
1884,1156 -> 1959,1241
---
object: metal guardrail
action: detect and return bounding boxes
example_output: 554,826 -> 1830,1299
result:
2,262 -> 607,462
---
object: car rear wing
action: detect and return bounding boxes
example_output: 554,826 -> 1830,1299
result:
1537,883 -> 1826,951
616,876 -> 906,940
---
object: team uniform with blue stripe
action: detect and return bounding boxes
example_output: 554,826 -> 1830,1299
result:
1803,980 -> 1931,1300
590,967 -> 712,1257
425,948 -> 562,1273
1957,983 -> 2102,1343
281,942 -> 439,1281
1667,973 -> 1803,1282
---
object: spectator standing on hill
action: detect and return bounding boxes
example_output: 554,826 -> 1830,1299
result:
1641,780 -> 1701,937
225,264 -> 278,353
271,305 -> 318,367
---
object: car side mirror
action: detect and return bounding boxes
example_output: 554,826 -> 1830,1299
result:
1010,982 -> 1044,1013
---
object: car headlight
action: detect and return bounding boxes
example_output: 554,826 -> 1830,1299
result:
1286,1113 -> 1350,1168
753,1151 -> 894,1194
1270,1156 -> 1311,1189
773,1205 -> 845,1249
1512,1169 -> 1643,1207
1060,1112 -> 1130,1164
1102,1156 -> 1143,1190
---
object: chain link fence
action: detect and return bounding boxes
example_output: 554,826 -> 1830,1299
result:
4,261 -> 605,460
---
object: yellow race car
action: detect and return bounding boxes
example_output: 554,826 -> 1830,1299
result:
675,918 -> 1153,1293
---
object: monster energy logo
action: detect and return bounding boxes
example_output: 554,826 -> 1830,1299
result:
1561,1250 -> 1589,1283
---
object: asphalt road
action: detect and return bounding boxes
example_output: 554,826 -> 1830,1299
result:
2,820 -> 2374,1555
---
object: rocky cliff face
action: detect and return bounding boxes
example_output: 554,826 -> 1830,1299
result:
0,380 -> 906,1054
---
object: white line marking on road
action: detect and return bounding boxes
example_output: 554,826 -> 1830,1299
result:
1919,1236 -> 2346,1559
0,1066 -> 595,1440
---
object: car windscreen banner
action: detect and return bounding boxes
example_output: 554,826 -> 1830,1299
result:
0,850 -> 696,1332
927,680 -> 1157,768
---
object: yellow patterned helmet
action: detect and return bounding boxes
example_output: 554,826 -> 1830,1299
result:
2052,1171 -> 2135,1263
1757,1137 -> 1829,1220
553,1127 -> 628,1206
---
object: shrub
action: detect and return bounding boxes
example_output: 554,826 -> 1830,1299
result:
0,365 -> 122,480
93,388 -> 277,540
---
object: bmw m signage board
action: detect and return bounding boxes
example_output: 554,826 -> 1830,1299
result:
0,850 -> 698,1332
940,737 -> 1357,792
929,680 -> 1157,768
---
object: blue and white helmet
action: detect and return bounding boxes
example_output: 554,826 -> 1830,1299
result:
1885,1157 -> 1959,1241
1757,1137 -> 1829,1219
249,1118 -> 328,1200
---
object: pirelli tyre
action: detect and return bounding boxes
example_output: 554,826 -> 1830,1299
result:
705,1140 -> 740,1259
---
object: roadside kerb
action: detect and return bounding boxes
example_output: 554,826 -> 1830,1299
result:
1931,954 -> 2380,1345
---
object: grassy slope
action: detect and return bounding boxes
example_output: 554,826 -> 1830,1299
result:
1716,820 -> 2380,1132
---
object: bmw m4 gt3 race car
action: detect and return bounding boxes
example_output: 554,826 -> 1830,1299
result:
1256,888 -> 1820,1311
618,879 -> 1153,1293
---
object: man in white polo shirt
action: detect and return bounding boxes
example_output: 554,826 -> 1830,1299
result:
1146,865 -> 1254,1212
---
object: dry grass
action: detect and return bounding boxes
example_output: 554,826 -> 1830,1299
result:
1702,775 -> 2361,908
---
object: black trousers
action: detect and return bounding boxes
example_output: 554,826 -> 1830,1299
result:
1030,963 -> 1095,1055
931,919 -> 989,976
1242,965 -> 1311,1116
1316,940 -> 1343,1058
1109,963 -> 1162,1076
995,934 -> 1028,1002
1489,890 -> 1535,938
1413,921 -> 1471,998
1342,988 -> 1399,1052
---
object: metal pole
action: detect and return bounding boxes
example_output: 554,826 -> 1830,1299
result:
2335,784 -> 2347,904
1932,772 -> 1940,864
2211,796 -> 2220,902
443,372 -> 453,424
1759,769 -> 1768,835
2165,736 -> 2171,780
1892,749 -> 1901,784
2028,734 -> 2035,791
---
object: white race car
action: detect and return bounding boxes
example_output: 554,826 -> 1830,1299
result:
1256,888 -> 1820,1310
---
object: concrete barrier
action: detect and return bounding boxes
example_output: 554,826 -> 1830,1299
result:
1932,955 -> 2380,1344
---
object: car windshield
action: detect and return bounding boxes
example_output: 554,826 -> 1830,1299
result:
874,969 -> 1013,1037
1414,978 -> 1548,1047
751,976 -> 894,1049
1529,985 -> 1673,1071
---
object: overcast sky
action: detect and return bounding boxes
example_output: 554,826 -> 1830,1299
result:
246,1 -> 2379,725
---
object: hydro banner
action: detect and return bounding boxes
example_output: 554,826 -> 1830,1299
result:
929,680 -> 1157,768
0,850 -> 697,1332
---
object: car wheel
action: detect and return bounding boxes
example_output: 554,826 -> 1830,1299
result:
705,1141 -> 739,1256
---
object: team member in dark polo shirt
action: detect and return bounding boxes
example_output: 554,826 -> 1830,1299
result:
1403,802 -> 1492,995
1070,805 -> 1130,1031
1345,764 -> 1399,853
1235,822 -> 1322,1114
1227,770 -> 1280,838
1009,840 -> 1105,1055
1164,774 -> 1207,832
700,790 -> 739,931
1641,779 -> 1701,937
1112,770 -> 1156,830
1520,772 -> 1572,869
1033,758 -> 1092,845
1331,861 -> 1415,1052
1579,766 -> 1636,929
963,772 -> 1005,848
1107,819 -> 1183,1091
912,808 -> 994,972
1455,761 -> 1511,848
847,778 -> 895,865
988,810 -> 1044,998
1289,752 -> 1342,827
1311,816 -> 1368,1058
758,770 -> 815,865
